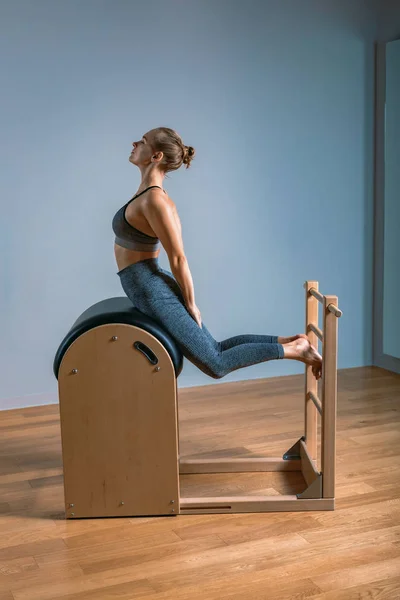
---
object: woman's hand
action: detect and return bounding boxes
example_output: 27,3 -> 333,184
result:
186,302 -> 202,328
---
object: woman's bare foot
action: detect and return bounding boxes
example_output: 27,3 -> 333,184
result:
282,338 -> 322,380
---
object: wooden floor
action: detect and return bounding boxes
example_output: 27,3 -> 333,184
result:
1,366 -> 400,599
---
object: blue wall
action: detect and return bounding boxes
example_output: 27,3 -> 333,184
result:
378,0 -> 400,41
0,0 -> 377,409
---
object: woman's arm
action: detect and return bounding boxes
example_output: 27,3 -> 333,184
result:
142,192 -> 196,307
170,255 -> 196,307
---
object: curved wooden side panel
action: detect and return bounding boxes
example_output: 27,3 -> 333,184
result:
58,323 -> 179,518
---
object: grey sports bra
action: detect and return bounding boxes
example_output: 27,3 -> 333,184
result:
112,185 -> 164,252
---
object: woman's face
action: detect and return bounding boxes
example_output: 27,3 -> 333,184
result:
129,131 -> 153,165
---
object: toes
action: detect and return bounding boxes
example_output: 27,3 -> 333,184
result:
311,362 -> 323,380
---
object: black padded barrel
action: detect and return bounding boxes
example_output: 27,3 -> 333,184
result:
53,297 -> 184,379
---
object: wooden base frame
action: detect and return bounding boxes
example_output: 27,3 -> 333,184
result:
178,437 -> 331,514
57,280 -> 341,518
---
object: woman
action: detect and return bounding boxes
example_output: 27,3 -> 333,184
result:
113,126 -> 322,380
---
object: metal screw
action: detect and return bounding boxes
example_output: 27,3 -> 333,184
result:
112,336 -> 118,341
69,503 -> 74,507
171,509 -> 175,513
155,366 -> 161,371
120,501 -> 124,505
70,512 -> 75,516
71,369 -> 78,374
170,500 -> 175,504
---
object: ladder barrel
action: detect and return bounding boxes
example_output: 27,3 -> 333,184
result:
53,281 -> 341,517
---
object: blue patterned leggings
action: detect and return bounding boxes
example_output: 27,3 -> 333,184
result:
117,258 -> 284,379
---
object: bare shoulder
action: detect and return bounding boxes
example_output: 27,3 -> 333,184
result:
147,188 -> 176,211
146,189 -> 182,232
